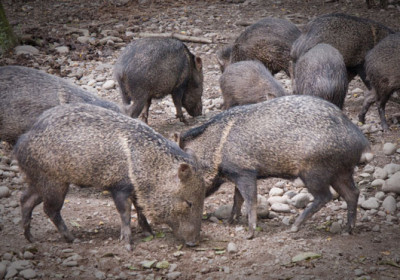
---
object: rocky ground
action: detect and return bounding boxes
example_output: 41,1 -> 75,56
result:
1,0 -> 400,279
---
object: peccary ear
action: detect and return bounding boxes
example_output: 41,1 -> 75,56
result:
178,163 -> 193,182
195,56 -> 202,71
173,132 -> 181,144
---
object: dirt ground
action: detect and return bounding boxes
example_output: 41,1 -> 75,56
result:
1,0 -> 400,279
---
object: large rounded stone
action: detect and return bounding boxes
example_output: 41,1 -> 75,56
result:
382,172 -> 400,194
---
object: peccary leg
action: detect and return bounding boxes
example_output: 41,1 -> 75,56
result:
172,89 -> 186,123
140,98 -> 152,124
20,186 -> 43,242
228,187 -> 244,224
128,95 -> 147,119
131,194 -> 153,236
234,174 -> 257,239
110,184 -> 134,251
42,182 -> 74,242
291,174 -> 332,232
358,89 -> 377,124
331,172 -> 359,233
377,90 -> 392,131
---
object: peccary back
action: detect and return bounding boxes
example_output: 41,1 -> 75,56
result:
291,13 -> 393,86
179,95 -> 369,238
0,65 -> 125,144
15,103 -> 205,249
219,60 -> 286,109
217,17 -> 301,75
293,43 -> 348,109
358,32 -> 400,130
114,37 -> 203,123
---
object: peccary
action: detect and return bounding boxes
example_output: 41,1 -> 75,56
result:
0,65 -> 129,145
290,13 -> 394,89
217,17 -> 301,75
358,32 -> 400,131
292,43 -> 348,109
219,60 -> 286,109
14,103 -> 206,250
178,95 -> 369,239
114,37 -> 203,123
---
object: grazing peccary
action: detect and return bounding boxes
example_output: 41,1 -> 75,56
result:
0,65 -> 130,145
291,13 -> 393,88
178,95 -> 369,239
114,37 -> 203,124
292,43 -> 348,109
219,60 -> 286,109
14,103 -> 206,250
217,17 -> 301,75
358,32 -> 400,131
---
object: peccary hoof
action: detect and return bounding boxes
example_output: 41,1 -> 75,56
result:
124,243 -> 133,251
245,231 -> 255,240
185,241 -> 198,247
289,225 -> 299,233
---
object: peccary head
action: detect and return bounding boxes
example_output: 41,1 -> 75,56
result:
167,161 -> 205,246
183,56 -> 203,117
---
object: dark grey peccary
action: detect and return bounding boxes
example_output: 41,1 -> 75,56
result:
358,32 -> 400,131
290,13 -> 394,89
217,17 -> 301,75
293,43 -> 348,109
219,60 -> 287,109
114,37 -> 203,124
178,95 -> 369,239
14,103 -> 206,250
0,65 -> 130,145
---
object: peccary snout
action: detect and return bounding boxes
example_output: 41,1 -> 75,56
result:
15,103 -> 206,249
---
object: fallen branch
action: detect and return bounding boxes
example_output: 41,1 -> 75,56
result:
137,32 -> 213,44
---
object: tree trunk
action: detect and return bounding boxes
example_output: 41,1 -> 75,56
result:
0,2 -> 18,53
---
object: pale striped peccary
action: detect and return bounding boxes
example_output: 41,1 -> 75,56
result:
292,43 -> 348,109
358,32 -> 400,131
217,17 -> 301,75
291,13 -> 394,89
0,65 -> 130,145
14,103 -> 206,250
219,60 -> 286,109
178,95 -> 369,239
114,37 -> 203,124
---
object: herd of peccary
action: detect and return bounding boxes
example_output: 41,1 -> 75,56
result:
0,11 -> 399,250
